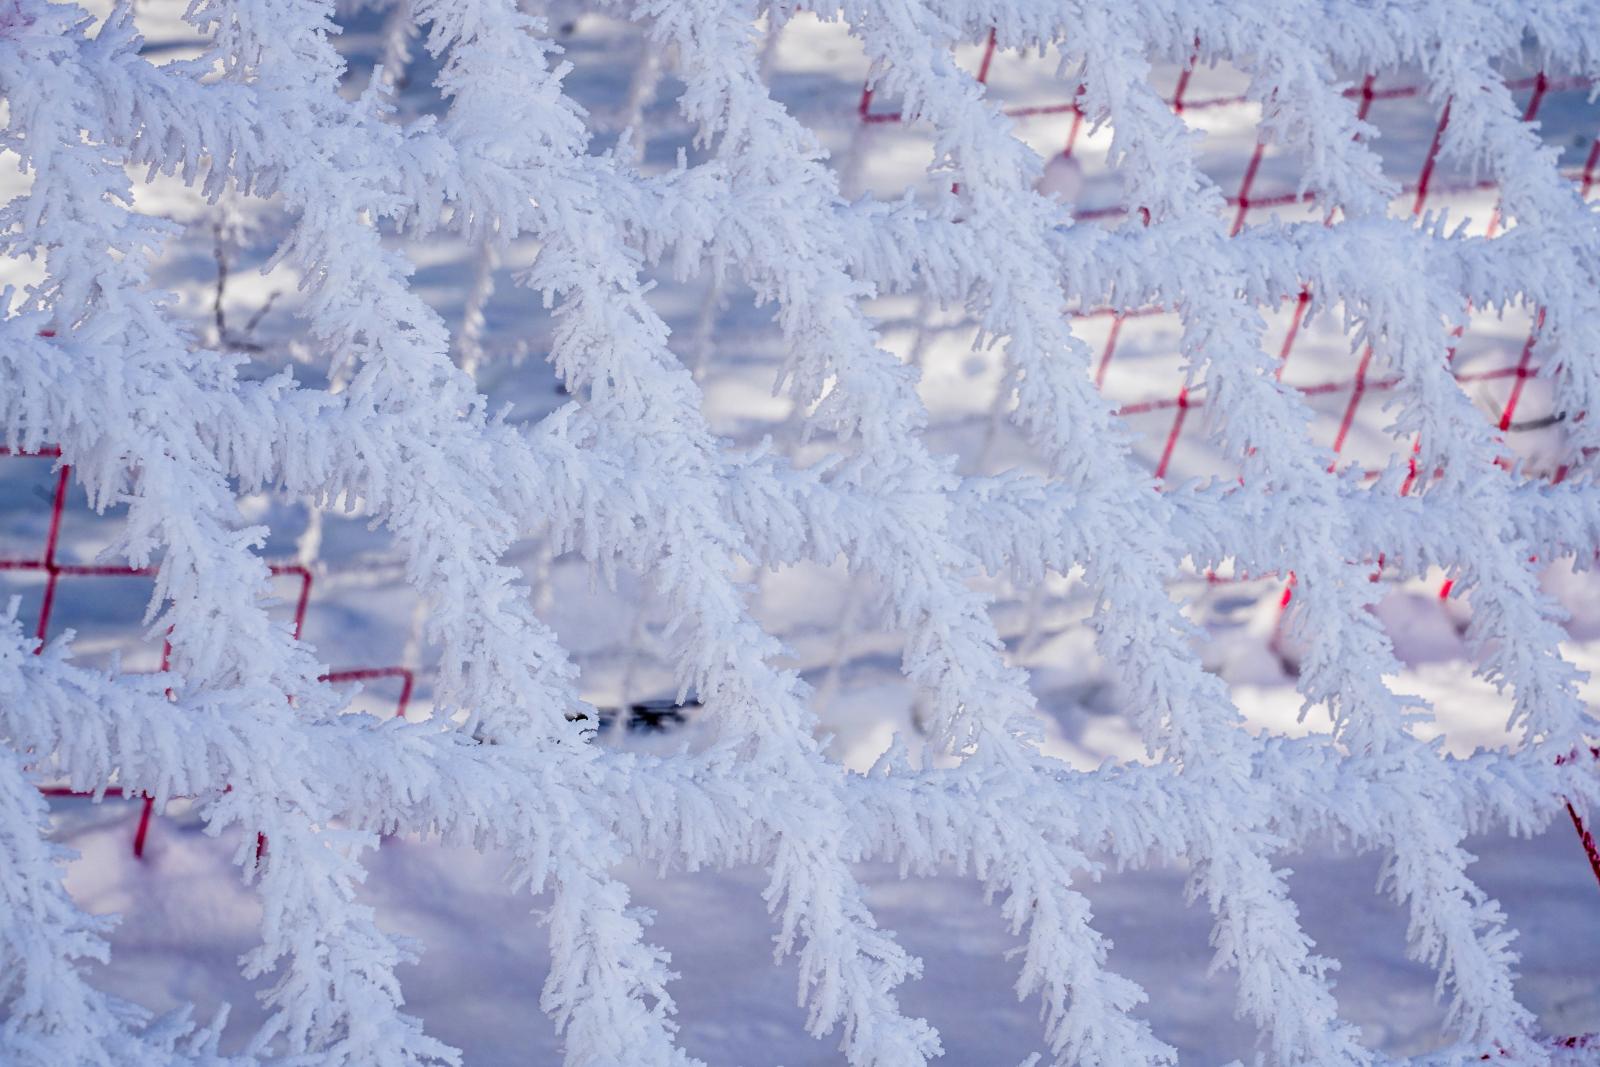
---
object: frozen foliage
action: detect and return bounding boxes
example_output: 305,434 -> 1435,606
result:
1,0 -> 1598,1062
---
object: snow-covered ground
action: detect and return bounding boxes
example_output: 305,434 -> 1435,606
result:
46,795 -> 1600,1064
4,2 -> 1599,1062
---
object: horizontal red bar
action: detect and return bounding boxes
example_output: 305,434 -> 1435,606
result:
321,667 -> 410,683
0,559 -> 310,577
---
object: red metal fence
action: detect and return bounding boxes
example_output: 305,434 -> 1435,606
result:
0,446 -> 414,857
857,41 -> 1600,893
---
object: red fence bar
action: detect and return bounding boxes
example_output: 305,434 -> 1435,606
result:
2,450 -> 417,857
321,666 -> 416,719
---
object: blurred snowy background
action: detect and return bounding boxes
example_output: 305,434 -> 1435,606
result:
3,2 -> 1599,1061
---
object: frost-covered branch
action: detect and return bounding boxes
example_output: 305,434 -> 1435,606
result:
4,0 -> 1597,1061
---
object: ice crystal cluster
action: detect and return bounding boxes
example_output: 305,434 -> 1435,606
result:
1,0 -> 1599,1063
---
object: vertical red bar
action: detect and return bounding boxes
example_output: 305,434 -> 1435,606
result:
396,668 -> 414,719
1061,102 -> 1085,158
1268,572 -> 1298,671
1267,285 -> 1313,611
1329,345 -> 1375,462
947,30 -> 1000,197
1488,83 -> 1549,436
135,629 -> 178,858
1276,289 -> 1311,380
1153,388 -> 1190,480
1230,140 -> 1267,236
281,565 -> 313,641
1319,77 -> 1380,225
1496,312 -> 1544,432
34,465 -> 69,648
1523,72 -> 1550,123
132,799 -> 156,858
1410,101 -> 1451,217
1436,80 -> 1552,600
1170,63 -> 1194,114
1569,801 -> 1600,889
1399,439 -> 1423,496
975,29 -> 996,85
1144,53 -> 1202,478
1093,313 -> 1125,388
1354,74 -> 1378,123
1387,94 -> 1452,582
1581,138 -> 1600,198
1484,74 -> 1550,238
